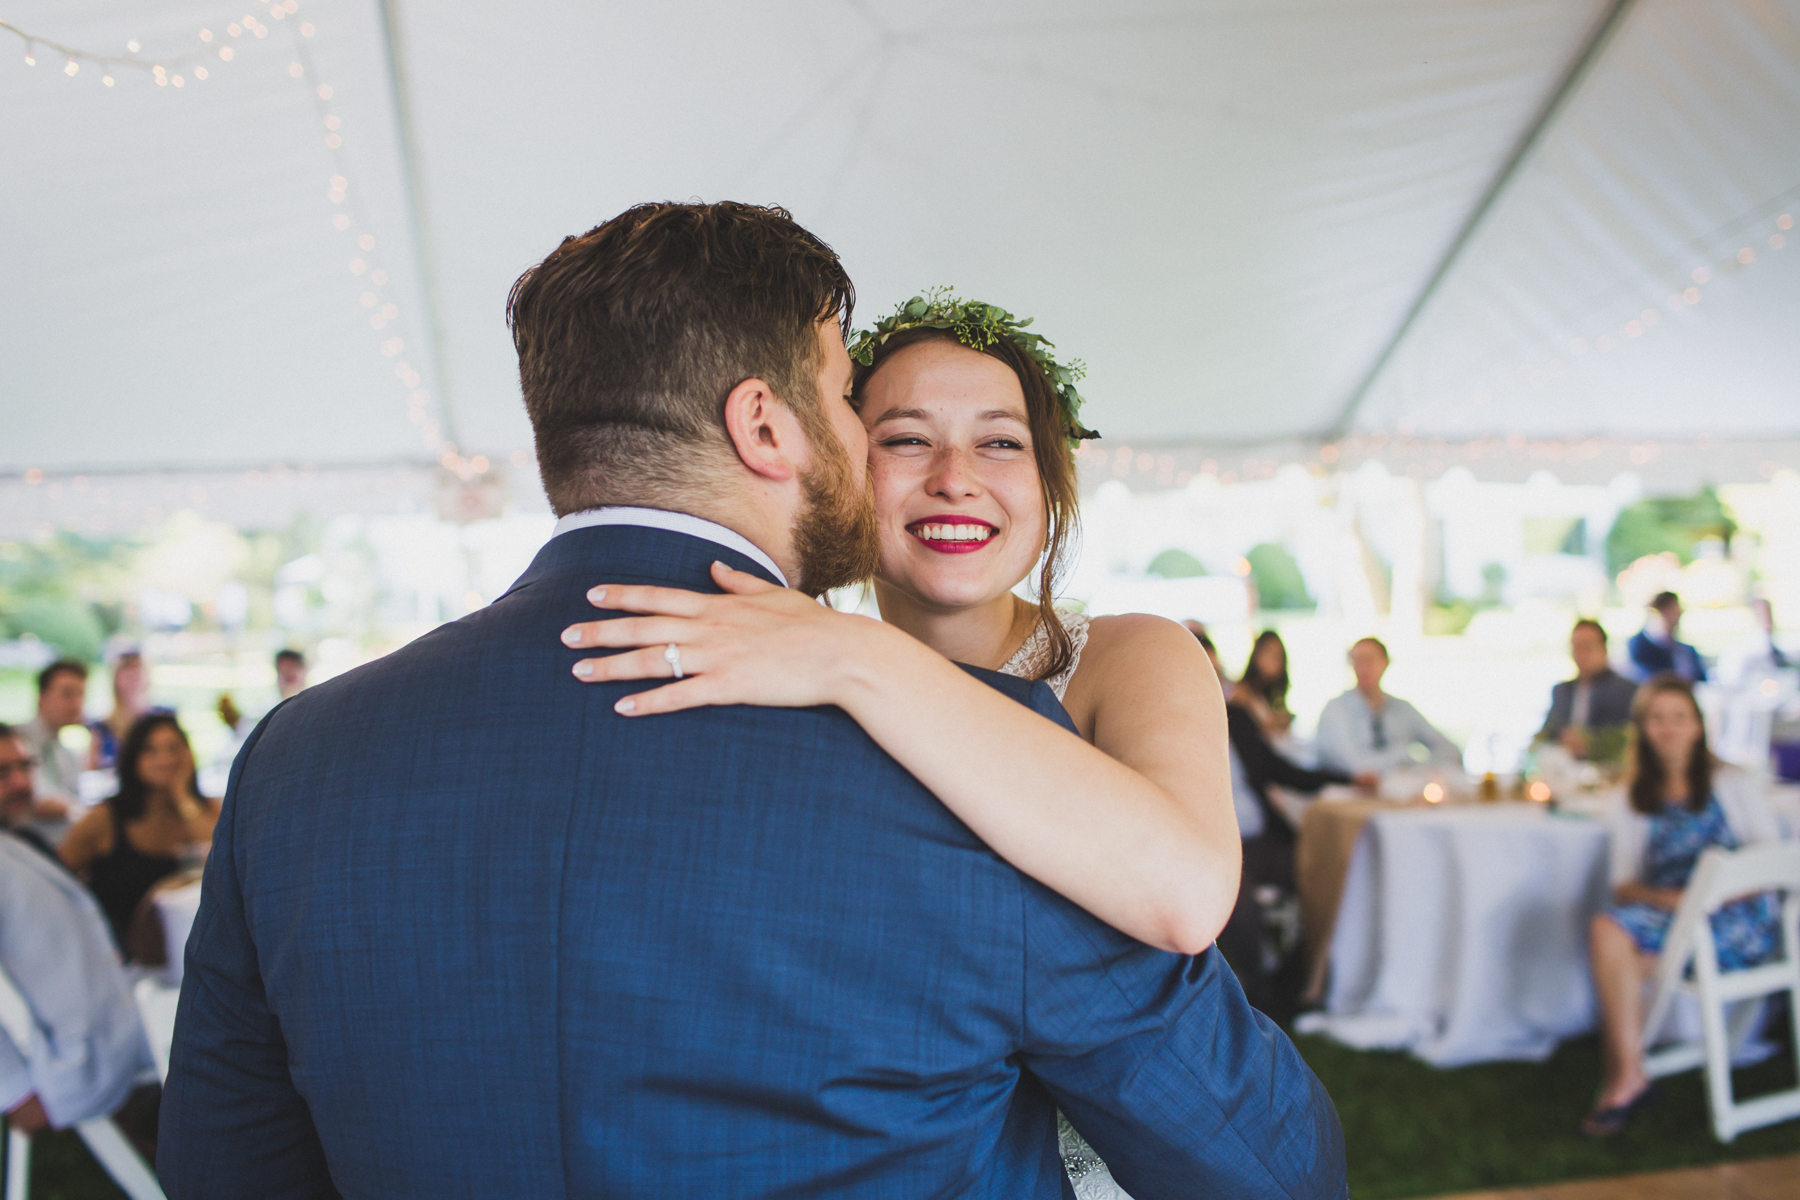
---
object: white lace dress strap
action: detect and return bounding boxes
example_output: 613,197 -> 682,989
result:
998,610 -> 1090,701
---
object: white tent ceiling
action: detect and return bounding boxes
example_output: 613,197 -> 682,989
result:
4,0 -> 1798,476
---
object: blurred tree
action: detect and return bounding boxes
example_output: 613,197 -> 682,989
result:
1147,548 -> 1207,579
1605,486 -> 1736,576
1247,543 -> 1314,611
0,532 -> 140,661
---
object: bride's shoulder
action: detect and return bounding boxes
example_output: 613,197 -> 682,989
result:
1077,613 -> 1208,677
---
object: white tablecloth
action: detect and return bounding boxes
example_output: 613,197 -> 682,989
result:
152,880 -> 204,987
1297,804 -> 1610,1066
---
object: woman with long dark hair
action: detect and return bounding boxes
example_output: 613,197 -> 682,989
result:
1236,629 -> 1294,738
1581,675 -> 1783,1136
61,713 -> 220,955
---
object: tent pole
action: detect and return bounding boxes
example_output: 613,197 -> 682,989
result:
376,0 -> 461,451
1320,0 -> 1638,441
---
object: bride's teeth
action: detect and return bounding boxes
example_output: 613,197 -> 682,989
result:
914,523 -> 993,541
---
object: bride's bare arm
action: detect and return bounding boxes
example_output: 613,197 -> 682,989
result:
559,563 -> 1239,955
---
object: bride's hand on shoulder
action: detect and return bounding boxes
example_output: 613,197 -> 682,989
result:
559,562 -> 894,715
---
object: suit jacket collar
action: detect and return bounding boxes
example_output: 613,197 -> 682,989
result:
501,524 -> 783,601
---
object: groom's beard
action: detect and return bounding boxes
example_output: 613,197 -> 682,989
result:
792,432 -> 879,598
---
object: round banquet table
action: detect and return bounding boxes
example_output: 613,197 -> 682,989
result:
1295,802 -> 1611,1066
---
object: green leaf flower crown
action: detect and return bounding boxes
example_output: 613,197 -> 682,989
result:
847,287 -> 1100,445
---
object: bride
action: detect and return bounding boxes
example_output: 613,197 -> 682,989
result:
554,292 -> 1238,1197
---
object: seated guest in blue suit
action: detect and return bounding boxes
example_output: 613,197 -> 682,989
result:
160,203 -> 1345,1199
1539,619 -> 1639,758
1627,591 -> 1706,683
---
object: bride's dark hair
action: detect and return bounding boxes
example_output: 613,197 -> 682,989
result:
852,329 -> 1082,683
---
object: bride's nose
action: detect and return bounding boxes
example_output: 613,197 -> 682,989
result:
924,445 -> 980,500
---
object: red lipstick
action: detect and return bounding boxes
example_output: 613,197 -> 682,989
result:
906,515 -> 998,555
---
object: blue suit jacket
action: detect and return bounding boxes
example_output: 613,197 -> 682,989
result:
160,525 -> 1344,1199
1626,631 -> 1706,683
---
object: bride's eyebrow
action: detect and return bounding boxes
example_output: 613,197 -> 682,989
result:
870,406 -> 931,426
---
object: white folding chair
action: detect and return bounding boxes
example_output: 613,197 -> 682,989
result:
1640,842 -> 1800,1143
0,969 -> 165,1200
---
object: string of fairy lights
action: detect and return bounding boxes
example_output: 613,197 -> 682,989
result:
1412,202 -> 1796,437
3,5 -> 485,480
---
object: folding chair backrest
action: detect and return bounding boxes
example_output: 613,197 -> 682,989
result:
1694,842 -> 1800,911
1640,843 -> 1800,1056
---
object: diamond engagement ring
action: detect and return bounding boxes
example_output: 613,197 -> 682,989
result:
664,643 -> 683,680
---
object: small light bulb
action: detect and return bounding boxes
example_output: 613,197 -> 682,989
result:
227,23 -> 241,36
172,74 -> 184,86
332,213 -> 350,230
349,258 -> 365,273
219,46 -> 234,60
317,83 -> 332,99
325,133 -> 342,148
288,61 -> 304,77
127,39 -> 141,52
64,59 -> 79,75
357,234 -> 374,250
370,269 -> 387,285
24,53 -> 36,67
103,74 -> 115,86
200,29 -> 214,42
194,66 -> 208,79
299,21 -> 315,36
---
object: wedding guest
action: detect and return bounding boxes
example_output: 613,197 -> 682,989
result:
0,725 -> 63,861
1237,630 -> 1295,738
1719,598 -> 1787,687
0,828 -> 157,1146
88,650 -> 160,771
1538,620 -> 1638,758
274,648 -> 309,699
218,649 -> 310,742
1188,628 -> 1369,1018
1315,637 -> 1461,775
61,714 -> 219,956
1581,675 -> 1783,1136
1626,591 -> 1705,683
19,660 -> 87,803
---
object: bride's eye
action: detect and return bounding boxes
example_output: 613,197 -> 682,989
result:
880,435 -> 930,448
982,438 -> 1026,451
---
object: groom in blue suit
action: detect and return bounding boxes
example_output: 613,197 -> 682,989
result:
160,202 -> 1345,1198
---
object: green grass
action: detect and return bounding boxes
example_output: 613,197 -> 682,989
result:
1297,1031 -> 1800,1198
11,1034 -> 1798,1198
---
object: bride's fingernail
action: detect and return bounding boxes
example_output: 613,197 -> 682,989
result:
561,627 -> 582,646
587,587 -> 606,605
572,661 -> 595,679
615,697 -> 636,714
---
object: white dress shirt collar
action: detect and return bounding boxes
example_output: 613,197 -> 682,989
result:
551,507 -> 789,588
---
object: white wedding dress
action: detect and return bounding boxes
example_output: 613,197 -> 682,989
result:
1000,612 -> 1136,1200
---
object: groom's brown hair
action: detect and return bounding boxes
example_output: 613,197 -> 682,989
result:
507,202 -> 855,514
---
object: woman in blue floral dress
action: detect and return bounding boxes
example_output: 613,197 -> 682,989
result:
1582,675 -> 1785,1137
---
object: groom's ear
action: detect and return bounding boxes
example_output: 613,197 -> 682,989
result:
722,378 -> 806,484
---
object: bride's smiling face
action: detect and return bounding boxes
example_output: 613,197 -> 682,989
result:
859,339 -> 1047,611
